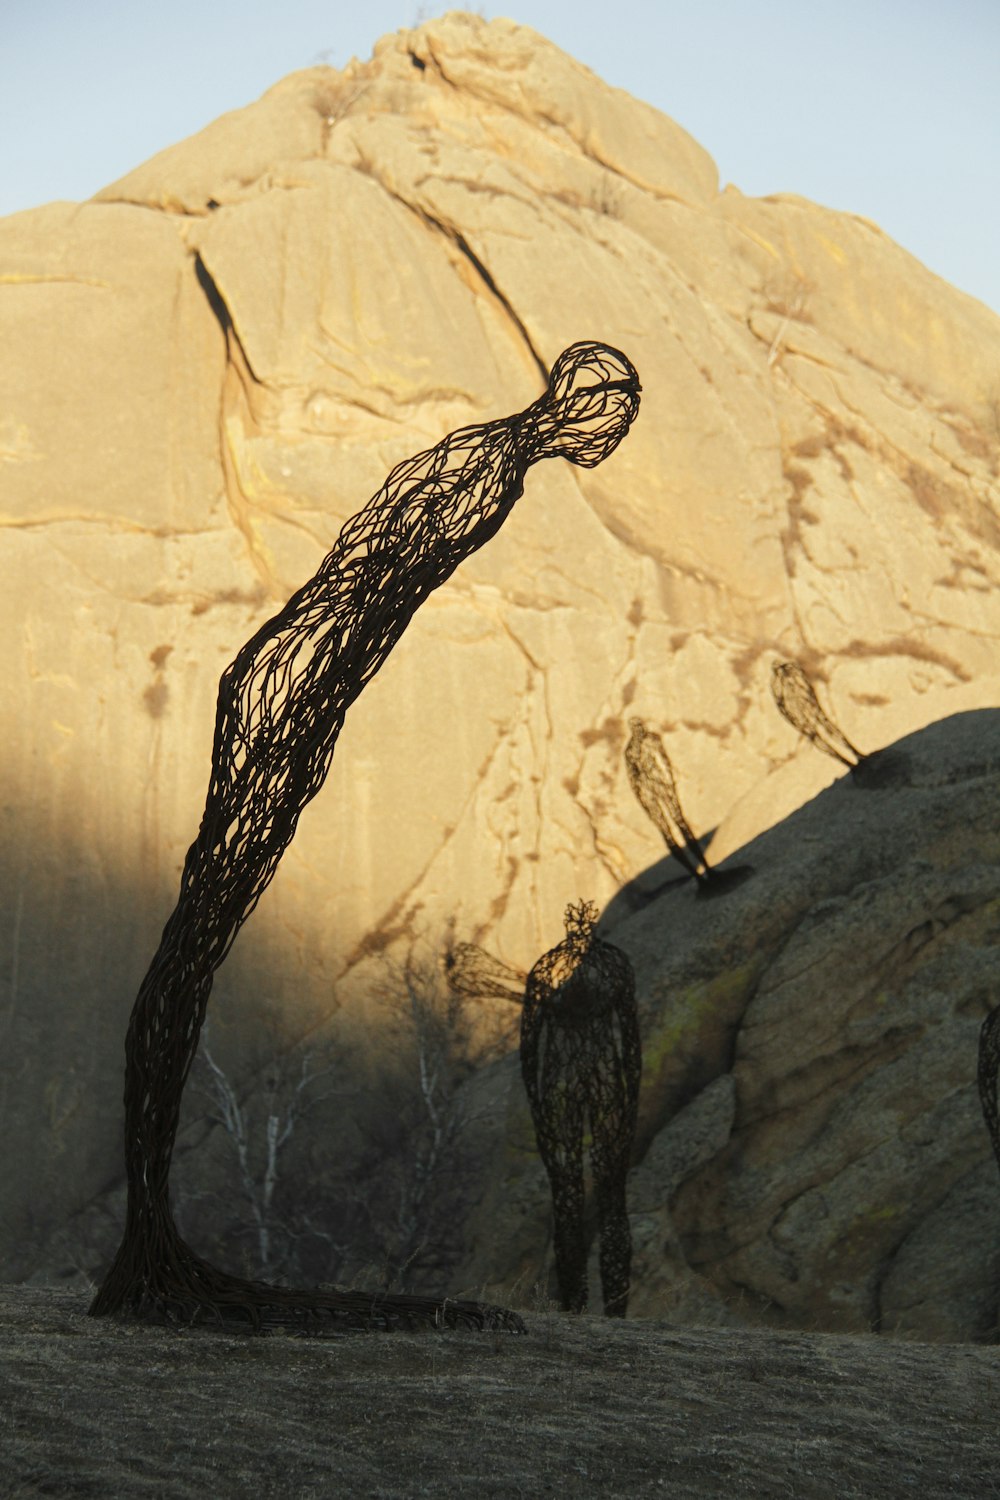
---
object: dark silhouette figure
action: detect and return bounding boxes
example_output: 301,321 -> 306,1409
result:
624,718 -> 711,885
90,341 -> 641,1333
770,660 -> 863,769
978,1007 -> 1000,1183
624,717 -> 751,897
521,902 -> 640,1317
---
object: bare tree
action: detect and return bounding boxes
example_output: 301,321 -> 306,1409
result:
177,957 -> 517,1297
178,1026 -> 349,1284
352,952 -> 517,1290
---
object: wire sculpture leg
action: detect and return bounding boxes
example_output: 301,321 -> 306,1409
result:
541,1088 -> 589,1314
593,1163 -> 631,1318
588,1062 -> 633,1318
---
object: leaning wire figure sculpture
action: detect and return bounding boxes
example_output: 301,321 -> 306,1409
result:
444,941 -> 527,1003
624,717 -> 752,897
521,902 -> 640,1316
977,1005 -> 1000,1185
770,660 -> 865,770
90,340 -> 640,1334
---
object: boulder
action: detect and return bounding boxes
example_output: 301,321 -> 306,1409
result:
454,711 -> 1000,1340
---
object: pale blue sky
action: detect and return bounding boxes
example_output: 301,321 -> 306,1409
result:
4,0 -> 999,315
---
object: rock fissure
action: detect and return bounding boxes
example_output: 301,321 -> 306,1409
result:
450,230 -> 550,384
193,252 -> 261,388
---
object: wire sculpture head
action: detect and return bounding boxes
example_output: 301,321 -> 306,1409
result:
524,342 -> 641,468
563,898 -> 599,949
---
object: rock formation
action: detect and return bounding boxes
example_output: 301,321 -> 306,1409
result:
455,711 -> 1000,1340
1,13 -> 998,1305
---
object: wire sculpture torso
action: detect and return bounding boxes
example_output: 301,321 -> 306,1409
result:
90,341 -> 640,1333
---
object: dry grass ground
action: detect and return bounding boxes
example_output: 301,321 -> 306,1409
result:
1,1286 -> 996,1498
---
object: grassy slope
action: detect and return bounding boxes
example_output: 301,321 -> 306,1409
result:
1,1288 -> 996,1498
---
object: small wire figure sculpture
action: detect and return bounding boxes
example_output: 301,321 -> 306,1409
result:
89,341 -> 640,1334
770,660 -> 864,769
624,718 -> 752,898
444,942 -> 526,1004
977,1007 -> 1000,1184
624,718 -> 712,888
521,901 -> 640,1317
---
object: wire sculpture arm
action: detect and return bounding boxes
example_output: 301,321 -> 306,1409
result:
444,943 -> 526,1004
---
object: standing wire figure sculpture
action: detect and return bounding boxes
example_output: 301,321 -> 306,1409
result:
977,1006 -> 1000,1184
521,902 -> 640,1317
89,341 -> 640,1334
624,718 -> 711,887
624,717 -> 752,897
770,660 -> 864,770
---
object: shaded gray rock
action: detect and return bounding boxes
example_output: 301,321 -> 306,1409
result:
454,710 -> 1000,1341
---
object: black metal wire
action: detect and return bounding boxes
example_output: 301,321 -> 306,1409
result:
444,943 -> 526,1003
624,717 -> 712,885
89,342 -> 641,1333
770,660 -> 863,769
520,902 -> 640,1317
978,1008 -> 1000,1186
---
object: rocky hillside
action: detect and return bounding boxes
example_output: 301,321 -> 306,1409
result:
1,14 -> 998,1296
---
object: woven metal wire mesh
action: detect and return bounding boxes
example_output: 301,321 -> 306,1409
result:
770,661 -> 863,769
90,341 -> 640,1333
624,718 -> 711,885
978,1007 -> 1000,1183
444,942 -> 526,1003
521,902 -> 640,1317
